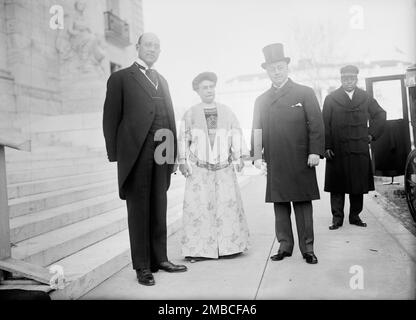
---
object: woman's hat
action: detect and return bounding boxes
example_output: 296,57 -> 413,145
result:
192,72 -> 217,91
261,43 -> 291,69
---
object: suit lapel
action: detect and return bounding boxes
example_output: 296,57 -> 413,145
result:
333,87 -> 354,108
351,88 -> 366,109
129,64 -> 155,99
260,88 -> 276,111
269,78 -> 294,106
158,76 -> 176,133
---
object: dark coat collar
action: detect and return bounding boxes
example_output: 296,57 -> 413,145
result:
263,78 -> 295,107
128,63 -> 157,98
332,86 -> 367,109
128,64 -> 176,134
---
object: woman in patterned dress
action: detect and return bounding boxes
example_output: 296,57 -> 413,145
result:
178,72 -> 250,262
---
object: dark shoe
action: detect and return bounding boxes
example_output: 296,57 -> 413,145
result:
303,252 -> 318,264
151,261 -> 188,273
136,269 -> 155,286
350,219 -> 367,227
270,251 -> 292,261
329,224 -> 342,230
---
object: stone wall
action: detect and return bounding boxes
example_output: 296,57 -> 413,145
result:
0,0 -> 16,125
0,0 -> 143,132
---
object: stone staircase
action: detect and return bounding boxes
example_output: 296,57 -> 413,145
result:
2,136 -> 188,299
1,113 -> 254,299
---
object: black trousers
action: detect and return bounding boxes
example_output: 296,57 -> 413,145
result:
123,134 -> 170,270
330,193 -> 364,225
274,201 -> 314,255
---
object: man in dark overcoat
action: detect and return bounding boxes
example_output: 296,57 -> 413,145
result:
323,65 -> 386,230
103,32 -> 187,286
251,43 -> 325,264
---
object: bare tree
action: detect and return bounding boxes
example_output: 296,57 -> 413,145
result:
289,20 -> 347,104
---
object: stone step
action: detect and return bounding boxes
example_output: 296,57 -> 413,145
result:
8,180 -> 117,218
12,207 -> 128,267
0,112 -> 18,129
5,147 -> 105,162
49,202 -> 184,300
10,193 -> 123,243
12,114 -> 50,131
24,113 -> 102,133
33,129 -> 105,149
50,176 -> 251,299
6,156 -> 108,171
7,162 -> 115,184
7,170 -> 116,199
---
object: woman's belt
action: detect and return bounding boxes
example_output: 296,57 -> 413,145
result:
192,160 -> 232,171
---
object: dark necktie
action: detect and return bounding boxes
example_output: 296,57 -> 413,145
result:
145,69 -> 158,88
134,62 -> 158,88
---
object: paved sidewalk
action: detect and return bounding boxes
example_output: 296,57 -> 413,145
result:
82,165 -> 416,300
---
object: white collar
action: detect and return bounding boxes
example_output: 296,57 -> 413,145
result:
135,58 -> 155,70
272,78 -> 289,89
202,102 -> 217,109
345,89 -> 355,100
135,58 -> 159,89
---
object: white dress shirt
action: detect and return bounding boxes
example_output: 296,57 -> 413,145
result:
345,90 -> 355,100
272,78 -> 289,90
135,58 -> 158,89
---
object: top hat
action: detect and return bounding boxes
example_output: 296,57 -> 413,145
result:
261,43 -> 291,69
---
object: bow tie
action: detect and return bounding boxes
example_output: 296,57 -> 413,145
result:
134,62 -> 146,70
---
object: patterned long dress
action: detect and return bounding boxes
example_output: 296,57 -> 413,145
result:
179,103 -> 250,259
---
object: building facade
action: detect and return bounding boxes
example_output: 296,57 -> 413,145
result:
217,60 -> 413,142
0,0 -> 143,137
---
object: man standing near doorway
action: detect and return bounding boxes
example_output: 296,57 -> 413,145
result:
251,43 -> 325,264
323,65 -> 386,230
103,33 -> 187,286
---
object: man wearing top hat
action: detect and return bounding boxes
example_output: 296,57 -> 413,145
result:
251,43 -> 325,264
323,65 -> 386,230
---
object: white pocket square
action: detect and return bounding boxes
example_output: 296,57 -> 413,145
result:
290,103 -> 303,108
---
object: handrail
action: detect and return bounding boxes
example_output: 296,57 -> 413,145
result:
0,133 -> 30,264
0,134 -> 31,152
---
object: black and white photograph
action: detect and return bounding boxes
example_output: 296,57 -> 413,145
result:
0,0 -> 415,309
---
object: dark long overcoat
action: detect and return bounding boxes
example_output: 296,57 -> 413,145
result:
103,64 -> 177,200
251,79 -> 325,203
322,87 -> 386,194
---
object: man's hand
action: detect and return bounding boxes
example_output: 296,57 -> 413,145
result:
254,159 -> 265,170
307,154 -> 320,167
254,159 -> 267,175
324,149 -> 335,161
179,163 -> 192,178
235,158 -> 245,173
